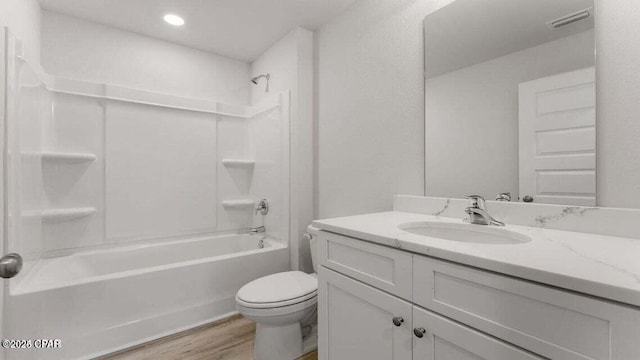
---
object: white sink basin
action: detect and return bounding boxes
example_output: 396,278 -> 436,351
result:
399,221 -> 531,245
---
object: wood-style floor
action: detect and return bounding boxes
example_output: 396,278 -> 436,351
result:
99,315 -> 318,360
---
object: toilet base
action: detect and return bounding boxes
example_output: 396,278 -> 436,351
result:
302,323 -> 318,354
254,322 -> 302,360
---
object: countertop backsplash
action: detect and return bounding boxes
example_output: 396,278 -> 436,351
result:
394,195 -> 640,240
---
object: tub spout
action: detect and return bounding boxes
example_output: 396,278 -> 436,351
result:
249,226 -> 266,235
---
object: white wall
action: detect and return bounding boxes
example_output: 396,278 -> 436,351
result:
0,0 -> 41,66
426,30 -> 594,200
251,28 -> 314,272
596,1 -> 640,208
315,0 -> 455,218
41,11 -> 251,105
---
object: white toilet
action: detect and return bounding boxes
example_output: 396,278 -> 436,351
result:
236,227 -> 319,360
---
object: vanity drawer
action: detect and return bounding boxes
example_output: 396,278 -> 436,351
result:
318,231 -> 412,300
413,255 -> 640,360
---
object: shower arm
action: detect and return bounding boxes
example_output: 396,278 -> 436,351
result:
251,74 -> 271,92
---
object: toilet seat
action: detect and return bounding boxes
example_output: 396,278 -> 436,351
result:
236,271 -> 318,309
236,294 -> 317,318
236,292 -> 317,309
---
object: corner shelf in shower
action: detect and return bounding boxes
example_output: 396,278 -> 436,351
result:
222,200 -> 254,210
222,159 -> 255,168
23,207 -> 97,222
41,152 -> 97,164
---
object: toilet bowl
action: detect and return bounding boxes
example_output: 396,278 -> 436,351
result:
236,226 -> 319,360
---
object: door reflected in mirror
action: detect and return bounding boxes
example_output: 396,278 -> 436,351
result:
424,0 -> 595,205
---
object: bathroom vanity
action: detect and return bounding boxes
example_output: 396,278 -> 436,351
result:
313,196 -> 640,360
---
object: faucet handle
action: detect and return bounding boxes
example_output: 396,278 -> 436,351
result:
255,199 -> 269,215
465,195 -> 486,208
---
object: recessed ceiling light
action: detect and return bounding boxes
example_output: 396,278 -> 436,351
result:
163,13 -> 185,26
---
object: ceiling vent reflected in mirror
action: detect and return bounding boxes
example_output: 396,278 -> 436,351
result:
547,8 -> 592,29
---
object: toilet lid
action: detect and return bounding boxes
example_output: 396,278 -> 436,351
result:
236,271 -> 318,306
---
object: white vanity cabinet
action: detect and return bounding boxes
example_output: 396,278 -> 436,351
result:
317,231 -> 640,360
318,267 -> 412,360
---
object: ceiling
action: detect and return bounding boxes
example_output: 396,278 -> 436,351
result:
39,0 -> 357,62
425,0 -> 595,78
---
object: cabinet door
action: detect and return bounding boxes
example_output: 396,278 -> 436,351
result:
414,255 -> 640,360
412,306 -> 544,360
319,267 -> 412,360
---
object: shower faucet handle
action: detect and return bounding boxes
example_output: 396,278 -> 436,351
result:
256,199 -> 269,215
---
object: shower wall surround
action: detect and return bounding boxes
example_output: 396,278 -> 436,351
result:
0,0 -> 41,65
6,50 -> 48,262
7,50 -> 290,261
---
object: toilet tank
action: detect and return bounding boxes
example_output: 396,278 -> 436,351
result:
306,225 -> 321,273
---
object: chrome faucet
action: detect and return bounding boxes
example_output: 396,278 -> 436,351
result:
256,199 -> 269,215
251,199 -> 269,236
249,226 -> 266,235
465,195 -> 505,226
495,192 -> 512,202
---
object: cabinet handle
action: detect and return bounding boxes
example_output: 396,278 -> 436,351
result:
413,327 -> 426,338
392,316 -> 404,327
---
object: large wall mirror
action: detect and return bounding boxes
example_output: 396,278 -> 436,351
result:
424,0 -> 595,205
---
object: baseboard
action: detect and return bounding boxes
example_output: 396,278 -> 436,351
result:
78,298 -> 238,360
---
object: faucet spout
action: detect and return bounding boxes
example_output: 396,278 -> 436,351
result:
249,226 -> 266,235
465,195 -> 505,226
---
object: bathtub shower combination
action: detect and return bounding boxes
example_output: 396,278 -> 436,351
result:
2,32 -> 291,360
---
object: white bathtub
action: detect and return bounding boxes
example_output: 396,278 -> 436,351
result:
6,233 -> 289,360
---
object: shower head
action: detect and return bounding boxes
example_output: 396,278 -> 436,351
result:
251,74 -> 269,84
251,74 -> 271,92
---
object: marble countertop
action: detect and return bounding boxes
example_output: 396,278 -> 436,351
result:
312,211 -> 640,307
